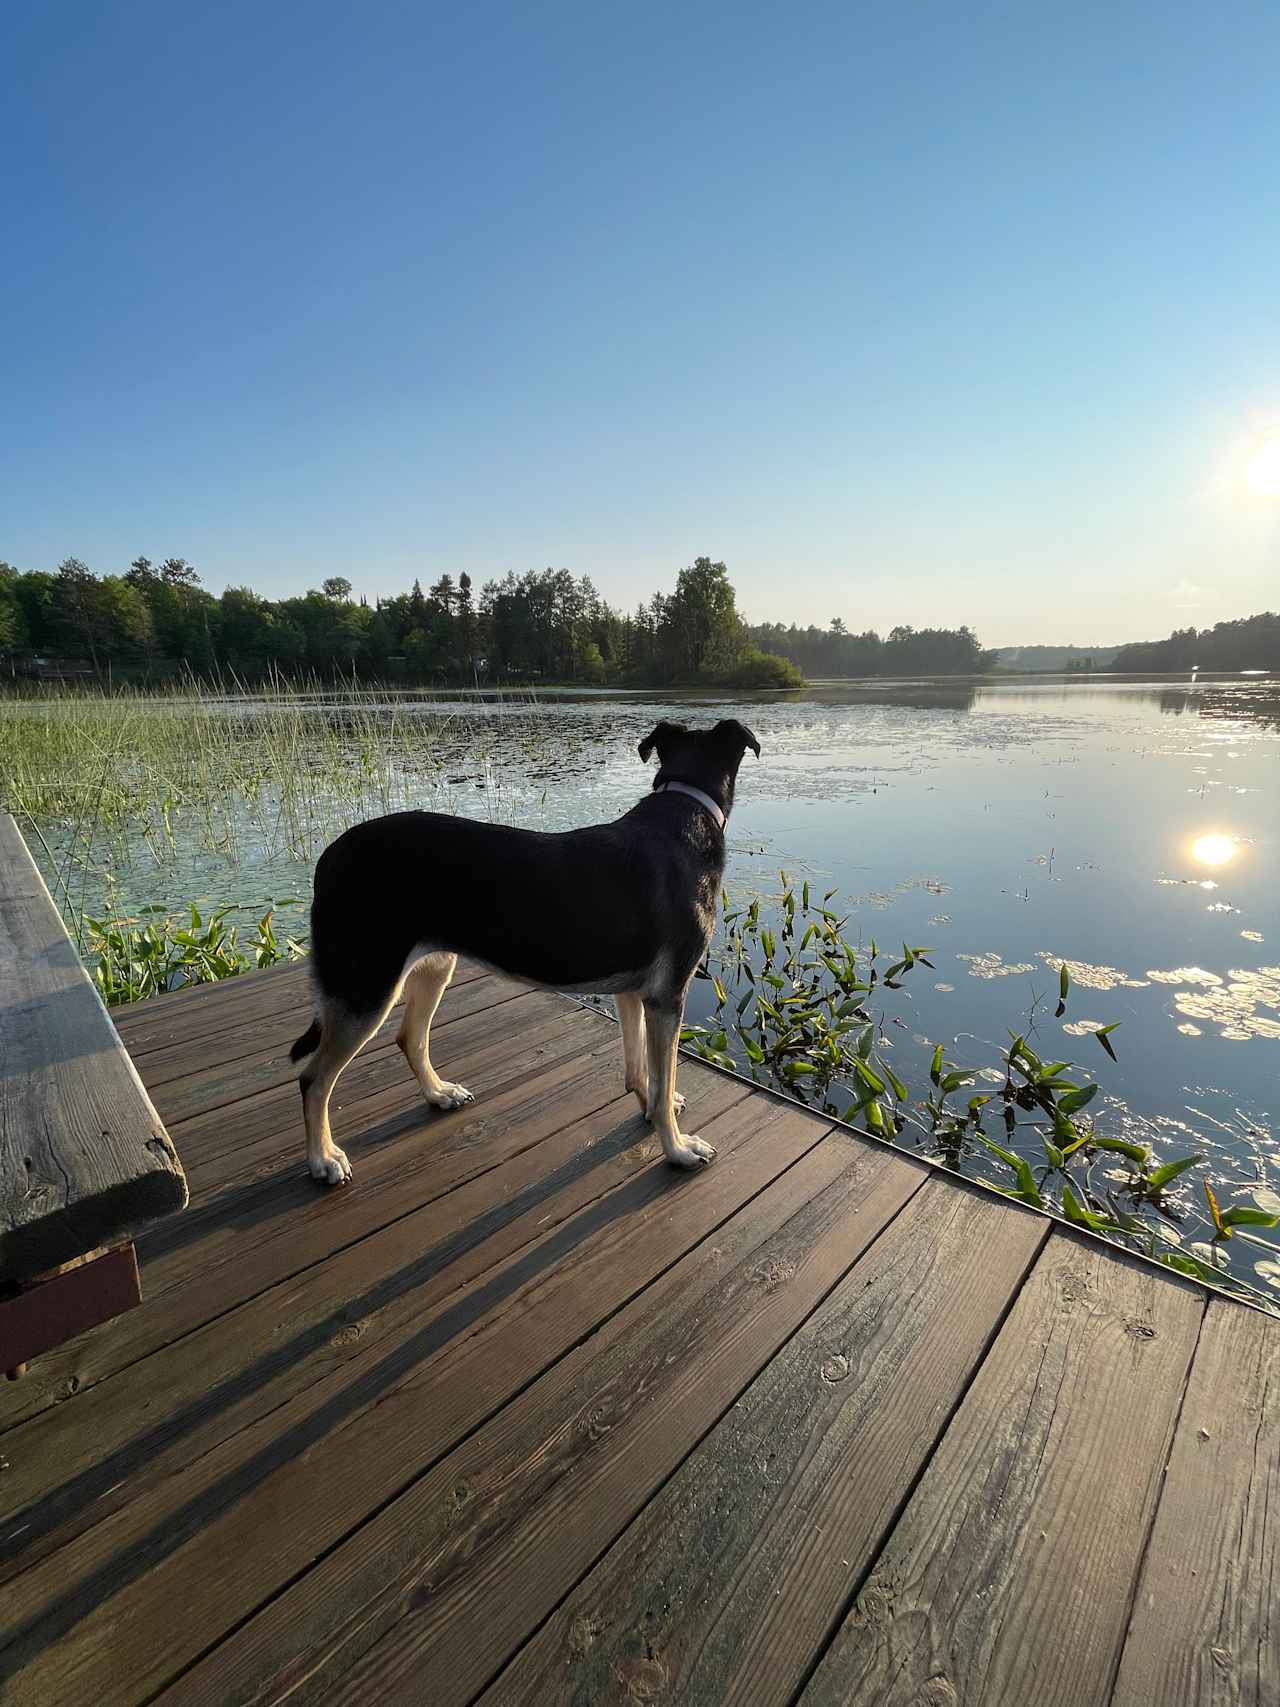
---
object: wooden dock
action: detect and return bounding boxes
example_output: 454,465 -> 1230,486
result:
1,962 -> 1276,1705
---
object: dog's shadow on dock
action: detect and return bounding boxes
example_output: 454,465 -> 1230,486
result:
0,1108 -> 700,1670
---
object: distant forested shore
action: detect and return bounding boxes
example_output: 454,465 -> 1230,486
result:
1110,611 -> 1279,673
0,555 -> 994,688
8,552 -> 1266,690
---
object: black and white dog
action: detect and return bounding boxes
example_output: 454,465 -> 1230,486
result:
291,718 -> 760,1184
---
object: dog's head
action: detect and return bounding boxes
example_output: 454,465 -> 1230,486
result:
637,718 -> 760,818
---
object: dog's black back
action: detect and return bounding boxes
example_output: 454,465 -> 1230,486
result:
306,718 -> 759,1015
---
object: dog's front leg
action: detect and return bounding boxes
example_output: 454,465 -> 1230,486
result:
618,992 -> 685,1117
642,998 -> 715,1167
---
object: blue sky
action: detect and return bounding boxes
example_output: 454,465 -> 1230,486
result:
3,0 -> 1278,645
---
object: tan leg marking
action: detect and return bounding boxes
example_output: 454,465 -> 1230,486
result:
618,991 -> 684,1118
642,1000 -> 714,1167
397,952 -> 474,1110
301,995 -> 398,1185
617,992 -> 648,1112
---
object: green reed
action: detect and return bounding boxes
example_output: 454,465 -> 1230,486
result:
0,677 -> 553,939
84,901 -> 307,1005
682,874 -> 1278,1310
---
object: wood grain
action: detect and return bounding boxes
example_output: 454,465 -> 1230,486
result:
142,971 -> 532,1125
130,964 -> 519,1093
113,957 -> 487,1061
163,1132 -> 928,1706
0,1002 -> 617,1430
1112,1295 -> 1278,1707
112,961 -> 313,1061
0,1061 -> 745,1582
0,812 -> 187,1280
0,1094 -> 825,1703
166,985 -> 565,1181
799,1230 -> 1205,1707
111,957 -> 308,1038
6,953 -> 1276,1707
483,1178 -> 1047,1707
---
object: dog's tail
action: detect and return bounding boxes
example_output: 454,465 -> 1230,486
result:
290,1018 -> 322,1064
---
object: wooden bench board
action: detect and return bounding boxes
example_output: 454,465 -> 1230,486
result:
0,814 -> 187,1281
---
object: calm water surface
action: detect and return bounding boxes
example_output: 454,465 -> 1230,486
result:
27,675 -> 1280,1289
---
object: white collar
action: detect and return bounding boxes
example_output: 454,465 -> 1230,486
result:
657,780 -> 726,831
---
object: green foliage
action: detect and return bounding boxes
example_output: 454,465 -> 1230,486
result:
684,875 -> 1277,1309
0,563 -> 26,652
0,546 -> 1026,692
715,648 -> 806,689
0,552 -> 1027,696
1112,611 -> 1279,673
576,639 -> 608,685
84,901 -> 305,1006
747,618 -> 998,678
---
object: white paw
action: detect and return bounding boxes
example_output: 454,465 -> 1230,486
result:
426,1081 -> 475,1110
310,1146 -> 352,1185
673,1091 -> 687,1114
667,1135 -> 716,1169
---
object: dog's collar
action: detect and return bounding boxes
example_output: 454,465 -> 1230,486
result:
656,780 -> 726,832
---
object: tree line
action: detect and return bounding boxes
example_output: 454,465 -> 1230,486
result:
1111,612 -> 1279,673
0,552 -> 1000,687
0,555 -> 803,687
746,618 -> 997,677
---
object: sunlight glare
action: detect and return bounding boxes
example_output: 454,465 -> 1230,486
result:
1191,833 -> 1236,867
1245,429 -> 1280,497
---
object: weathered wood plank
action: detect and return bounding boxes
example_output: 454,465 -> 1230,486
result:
160,984 -> 561,1194
113,957 -> 487,1060
111,961 -> 312,1058
482,1178 -> 1047,1707
142,971 -> 531,1124
1111,1295 -> 1278,1707
161,1131 -> 929,1706
0,813 -> 187,1280
111,957 -> 307,1036
175,1003 -> 600,1205
0,1060 -> 746,1583
798,1230 -> 1206,1707
0,1002 -> 613,1430
0,1095 -> 832,1704
127,965 -> 508,1090
134,1007 -> 594,1293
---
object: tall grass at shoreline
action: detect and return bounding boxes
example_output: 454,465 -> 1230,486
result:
0,677 -> 550,940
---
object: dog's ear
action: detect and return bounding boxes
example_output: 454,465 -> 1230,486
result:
638,720 -> 687,762
714,718 -> 761,759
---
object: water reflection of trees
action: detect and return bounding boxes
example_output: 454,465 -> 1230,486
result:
801,682 -> 979,712
1157,687 -> 1280,730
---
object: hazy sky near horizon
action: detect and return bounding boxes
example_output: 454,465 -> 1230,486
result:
3,2 -> 1278,647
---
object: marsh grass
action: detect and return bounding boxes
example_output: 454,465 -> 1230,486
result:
0,676 -> 553,939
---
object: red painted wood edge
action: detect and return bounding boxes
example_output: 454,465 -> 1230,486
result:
0,1244 -> 141,1374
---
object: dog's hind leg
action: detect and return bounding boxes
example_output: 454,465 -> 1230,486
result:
616,993 -> 648,1112
300,994 -> 397,1185
397,952 -> 475,1111
618,992 -> 684,1117
642,998 -> 715,1168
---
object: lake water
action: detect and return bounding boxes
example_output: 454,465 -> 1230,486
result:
20,674 -> 1279,1292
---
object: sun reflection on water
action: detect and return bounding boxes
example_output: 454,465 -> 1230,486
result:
1191,833 -> 1237,867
